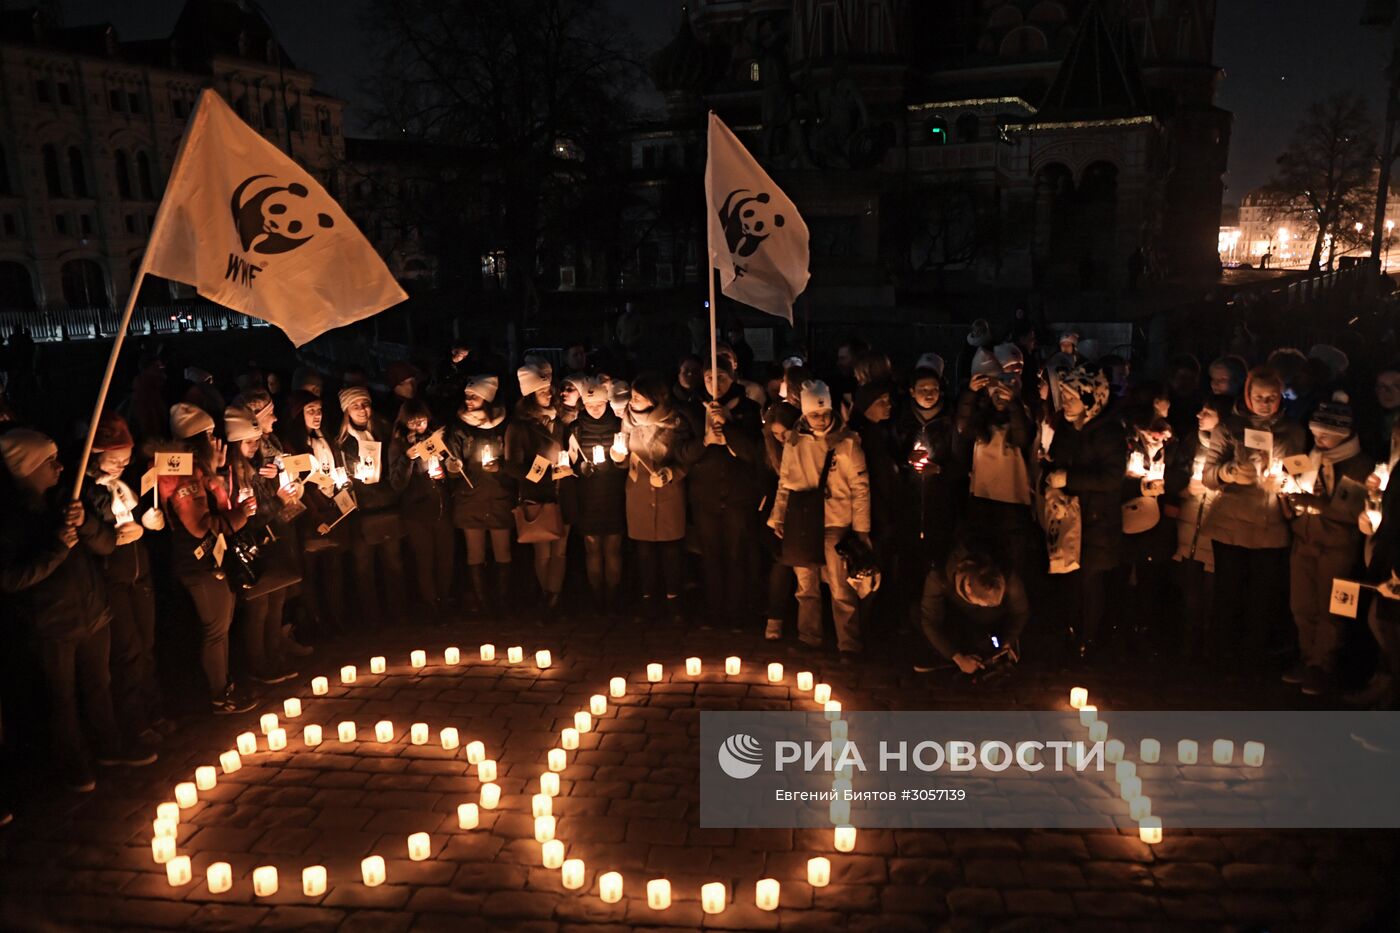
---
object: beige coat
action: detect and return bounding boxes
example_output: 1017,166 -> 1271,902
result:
769,426 -> 871,533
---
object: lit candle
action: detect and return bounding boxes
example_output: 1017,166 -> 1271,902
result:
1129,796 -> 1152,820
267,728 -> 287,751
796,672 -> 814,692
312,676 -> 329,695
1079,705 -> 1097,726
304,724 -> 323,747
686,657 -> 702,676
440,727 -> 459,750
592,445 -> 605,465
195,766 -> 217,791
260,713 -> 279,735
152,836 -> 176,864
153,817 -> 177,839
477,758 -> 497,782
466,741 -> 485,764
831,720 -> 848,742
536,649 -> 552,669
560,857 -> 588,885
561,728 -> 579,750
219,750 -> 241,774
540,773 -> 560,797
411,723 -> 429,745
480,643 -> 496,661
236,732 -> 258,756
338,721 -> 357,743
541,839 -> 564,869
283,697 -> 302,719
535,815 -> 556,842
725,656 -> 741,676
825,700 -> 842,721
1104,739 -> 1124,763
807,857 -> 831,887
507,646 -> 523,663
590,694 -> 607,716
1139,816 -> 1162,844
340,666 -> 356,685
175,782 -> 198,809
303,865 -> 327,897
767,662 -> 784,683
371,656 -> 387,674
481,446 -> 495,467
458,803 -> 479,829
166,855 -> 192,887
444,647 -> 460,666
480,783 -> 501,809
411,649 -> 427,669
1119,776 -> 1142,801
1212,739 -> 1234,765
557,449 -> 570,469
407,831 -> 431,861
1069,687 -> 1088,709
253,866 -> 278,897
701,881 -> 726,914
830,798 -> 850,825
1243,741 -> 1265,767
206,861 -> 232,894
612,432 -> 628,456
647,879 -> 671,910
157,802 -> 180,823
1140,738 -> 1161,764
1115,760 -> 1136,783
548,748 -> 567,772
813,683 -> 831,704
375,720 -> 394,743
1088,720 -> 1108,743
599,870 -> 623,903
755,878 -> 780,910
361,855 -> 386,886
647,662 -> 663,682
1178,739 -> 1198,764
574,711 -> 592,733
834,825 -> 857,852
610,677 -> 626,697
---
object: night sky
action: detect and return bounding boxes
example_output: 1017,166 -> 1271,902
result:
55,0 -> 1395,206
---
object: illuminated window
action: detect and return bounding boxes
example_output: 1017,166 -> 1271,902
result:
750,61 -> 760,82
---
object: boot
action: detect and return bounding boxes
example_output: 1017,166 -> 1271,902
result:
465,565 -> 487,617
666,595 -> 685,626
493,563 -> 513,620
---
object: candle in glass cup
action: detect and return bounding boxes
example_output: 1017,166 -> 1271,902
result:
590,694 -> 607,716
1079,705 -> 1097,726
610,677 -> 626,697
195,766 -> 217,791
541,839 -> 564,869
541,772 -> 560,796
458,803 -> 479,829
206,861 -> 232,894
834,825 -> 857,852
1139,816 -> 1163,844
725,656 -> 741,675
813,683 -> 831,704
507,646 -> 523,664
153,817 -> 177,839
375,720 -> 394,743
440,727 -> 459,750
267,728 -> 287,751
548,748 -> 567,772
338,721 -> 357,743
1140,738 -> 1161,763
480,783 -> 501,809
252,866 -> 278,896
157,801 -> 180,823
535,815 -> 556,842
175,782 -> 198,808
561,858 -> 586,890
1129,795 -> 1152,820
807,857 -> 831,887
685,657 -> 702,676
1088,720 -> 1108,743
561,727 -> 579,750
303,725 -> 323,747
599,870 -> 623,903
592,445 -> 605,465
612,432 -> 628,456
1212,739 -> 1234,764
283,697 -> 302,718
340,665 -> 356,684
533,793 -> 553,818
1069,687 -> 1088,709
410,723 -> 429,745
219,749 -> 241,774
646,878 -> 671,910
574,711 -> 592,733
166,855 -> 192,886
479,643 -> 496,661
755,878 -> 780,910
796,671 -> 814,691
361,855 -> 386,886
647,662 -> 662,682
236,732 -> 257,755
1243,741 -> 1265,767
1105,739 -> 1124,763
701,881 -> 726,914
259,712 -> 279,734
536,649 -> 552,669
825,700 -> 842,721
767,663 -> 784,683
312,676 -> 329,695
477,758 -> 497,782
303,865 -> 327,897
410,649 -> 426,669
444,647 -> 460,666
370,655 -> 387,674
1119,776 -> 1142,801
152,836 -> 176,864
466,740 -> 485,764
407,831 -> 431,861
1115,760 -> 1136,783
1178,739 -> 1198,764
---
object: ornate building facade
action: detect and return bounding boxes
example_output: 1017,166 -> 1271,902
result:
629,0 -> 1229,318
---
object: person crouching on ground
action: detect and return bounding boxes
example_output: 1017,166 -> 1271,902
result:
915,547 -> 1029,677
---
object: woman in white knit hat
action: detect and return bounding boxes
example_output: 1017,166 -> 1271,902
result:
337,386 -> 406,629
564,374 -> 628,617
443,373 -> 514,616
504,362 -> 570,620
389,399 -> 455,618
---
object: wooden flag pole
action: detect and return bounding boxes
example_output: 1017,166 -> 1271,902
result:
708,265 -> 719,388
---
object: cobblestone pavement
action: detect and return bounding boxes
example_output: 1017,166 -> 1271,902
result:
1,614 -> 1395,932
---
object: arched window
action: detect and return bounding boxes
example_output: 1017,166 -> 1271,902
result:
750,61 -> 761,82
136,152 -> 155,200
68,146 -> 89,197
999,25 -> 1048,57
114,150 -> 132,199
61,258 -> 108,308
0,261 -> 36,310
956,113 -> 980,142
42,144 -> 64,197
925,117 -> 950,145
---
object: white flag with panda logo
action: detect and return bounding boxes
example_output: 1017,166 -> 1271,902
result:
143,89 -> 406,346
705,112 -> 810,323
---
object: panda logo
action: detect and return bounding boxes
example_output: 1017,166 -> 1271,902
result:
231,174 -> 335,255
719,188 -> 785,258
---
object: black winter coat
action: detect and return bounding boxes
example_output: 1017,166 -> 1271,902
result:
1047,413 -> 1127,572
566,408 -> 626,535
0,489 -> 113,639
685,386 -> 762,511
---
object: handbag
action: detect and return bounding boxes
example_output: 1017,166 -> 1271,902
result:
514,501 -> 564,543
780,447 -> 835,568
226,523 -> 279,591
970,426 -> 1032,505
1122,496 -> 1161,534
1042,487 -> 1082,575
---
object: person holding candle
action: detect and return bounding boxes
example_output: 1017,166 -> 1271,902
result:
565,375 -> 627,617
1,428 -> 157,791
281,391 -> 352,637
444,374 -> 514,617
1355,419 -> 1400,714
159,403 -> 259,715
224,405 -> 303,685
1280,394 -> 1372,696
760,399 -> 801,640
615,372 -> 702,624
81,413 -> 165,746
1119,409 -> 1179,656
338,387 -> 406,629
390,401 -> 454,619
1173,396 -> 1224,661
769,380 -> 872,656
504,363 -> 570,620
1202,366 -> 1306,669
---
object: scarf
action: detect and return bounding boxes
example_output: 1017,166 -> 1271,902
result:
309,432 -> 335,472
458,406 -> 505,430
1305,435 -> 1362,495
96,473 -> 138,524
911,400 -> 943,425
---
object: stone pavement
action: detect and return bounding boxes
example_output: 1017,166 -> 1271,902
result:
0,615 -> 1395,932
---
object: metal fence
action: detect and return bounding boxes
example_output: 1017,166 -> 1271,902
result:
0,305 -> 271,342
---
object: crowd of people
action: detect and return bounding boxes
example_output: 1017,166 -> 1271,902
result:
3,314 -> 1400,812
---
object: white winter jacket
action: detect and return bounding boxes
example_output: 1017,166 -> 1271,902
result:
769,426 -> 871,533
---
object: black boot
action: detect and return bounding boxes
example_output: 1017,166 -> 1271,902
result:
466,565 -> 487,617
493,563 -> 513,620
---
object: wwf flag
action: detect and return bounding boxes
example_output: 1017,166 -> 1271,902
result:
143,89 -> 406,346
705,112 -> 810,323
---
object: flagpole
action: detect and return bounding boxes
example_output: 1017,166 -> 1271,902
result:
708,265 -> 719,389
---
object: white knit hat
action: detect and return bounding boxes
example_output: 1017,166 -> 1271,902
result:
184,366 -> 213,384
993,342 -> 1025,370
169,402 -> 215,440
914,352 -> 945,377
517,364 -> 550,397
465,374 -> 499,403
0,429 -> 57,478
800,380 -> 832,416
223,405 -> 261,443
